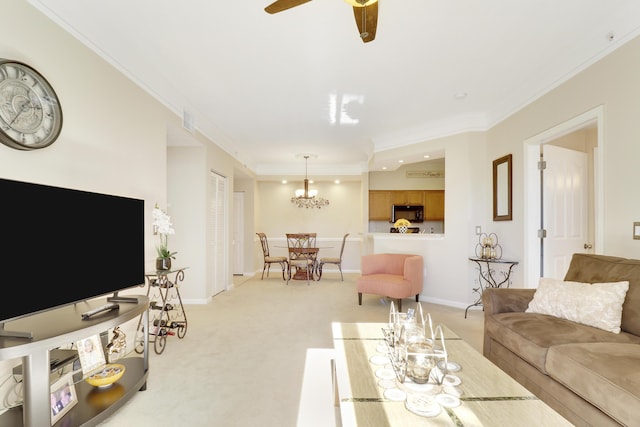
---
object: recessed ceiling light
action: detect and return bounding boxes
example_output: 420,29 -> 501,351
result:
282,180 -> 287,184
454,92 -> 467,100
398,160 -> 404,163
382,166 -> 387,170
334,180 -> 340,184
423,155 -> 430,159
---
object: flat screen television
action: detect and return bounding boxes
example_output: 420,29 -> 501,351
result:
0,177 -> 145,338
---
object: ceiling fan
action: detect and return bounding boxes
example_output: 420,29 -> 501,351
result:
264,0 -> 379,43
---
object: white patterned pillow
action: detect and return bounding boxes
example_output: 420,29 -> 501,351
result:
525,277 -> 629,333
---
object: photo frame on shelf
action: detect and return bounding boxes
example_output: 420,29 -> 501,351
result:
50,373 -> 77,425
76,334 -> 106,375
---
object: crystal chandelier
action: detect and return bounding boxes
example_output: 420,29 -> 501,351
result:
291,155 -> 330,209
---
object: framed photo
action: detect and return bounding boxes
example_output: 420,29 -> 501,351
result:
50,373 -> 77,425
76,334 -> 106,375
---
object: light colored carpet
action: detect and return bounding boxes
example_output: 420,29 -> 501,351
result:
98,273 -> 484,427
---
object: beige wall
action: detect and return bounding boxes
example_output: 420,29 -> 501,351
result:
484,34 -> 640,288
369,159 -> 445,190
0,0 -> 176,269
255,180 -> 364,273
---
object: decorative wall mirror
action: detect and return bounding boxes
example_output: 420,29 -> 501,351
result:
493,154 -> 512,221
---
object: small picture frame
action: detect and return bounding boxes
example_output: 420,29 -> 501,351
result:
50,373 -> 77,425
76,335 -> 106,375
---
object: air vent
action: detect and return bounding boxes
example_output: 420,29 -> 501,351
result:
182,110 -> 195,133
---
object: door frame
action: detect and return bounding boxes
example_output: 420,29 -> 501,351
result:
209,170 -> 228,297
233,191 -> 245,275
523,105 -> 604,288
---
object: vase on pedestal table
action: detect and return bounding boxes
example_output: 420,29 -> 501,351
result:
156,257 -> 171,271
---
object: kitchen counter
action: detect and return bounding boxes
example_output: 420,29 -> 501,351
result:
368,232 -> 445,240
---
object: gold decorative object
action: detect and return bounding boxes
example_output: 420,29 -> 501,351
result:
475,232 -> 502,259
106,326 -> 127,363
85,364 -> 125,388
394,218 -> 411,233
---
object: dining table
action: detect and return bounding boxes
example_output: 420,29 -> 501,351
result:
277,233 -> 333,280
288,246 -> 320,280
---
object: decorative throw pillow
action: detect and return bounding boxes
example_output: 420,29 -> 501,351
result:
525,278 -> 629,333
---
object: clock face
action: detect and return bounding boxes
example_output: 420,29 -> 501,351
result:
0,59 -> 63,150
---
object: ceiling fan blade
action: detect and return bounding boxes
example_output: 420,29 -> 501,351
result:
352,2 -> 378,43
265,0 -> 312,14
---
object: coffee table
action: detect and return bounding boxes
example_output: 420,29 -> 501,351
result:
331,322 -> 572,426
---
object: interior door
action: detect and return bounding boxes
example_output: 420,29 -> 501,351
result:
524,106 -> 601,288
541,144 -> 588,279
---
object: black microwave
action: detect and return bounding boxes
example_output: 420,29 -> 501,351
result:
392,205 -> 424,223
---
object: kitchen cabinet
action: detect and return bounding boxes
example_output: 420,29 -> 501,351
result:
424,190 -> 445,220
391,190 -> 424,205
369,190 -> 444,222
368,191 -> 392,220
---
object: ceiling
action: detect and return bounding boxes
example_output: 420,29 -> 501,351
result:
29,0 -> 640,179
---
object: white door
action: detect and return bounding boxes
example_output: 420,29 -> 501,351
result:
524,106 -> 602,288
233,192 -> 244,275
542,144 -> 588,279
209,171 -> 227,297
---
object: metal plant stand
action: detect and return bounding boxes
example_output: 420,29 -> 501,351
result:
135,267 -> 188,354
465,257 -> 518,318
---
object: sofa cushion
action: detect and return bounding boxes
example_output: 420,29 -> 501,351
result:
546,343 -> 640,426
525,278 -> 629,333
486,312 -> 640,374
564,253 -> 640,336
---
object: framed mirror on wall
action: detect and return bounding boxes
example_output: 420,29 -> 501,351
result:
493,154 -> 512,221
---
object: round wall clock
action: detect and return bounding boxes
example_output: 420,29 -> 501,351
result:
0,59 -> 63,150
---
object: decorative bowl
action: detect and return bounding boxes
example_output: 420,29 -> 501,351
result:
85,364 -> 125,388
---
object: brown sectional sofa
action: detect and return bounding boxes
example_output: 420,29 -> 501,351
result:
482,253 -> 640,426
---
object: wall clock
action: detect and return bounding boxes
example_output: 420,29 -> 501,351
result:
0,59 -> 63,150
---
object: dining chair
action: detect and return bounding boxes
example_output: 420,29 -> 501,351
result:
318,233 -> 349,281
286,233 -> 318,285
257,233 -> 288,280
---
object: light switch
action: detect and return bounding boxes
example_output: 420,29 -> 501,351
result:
475,226 -> 482,235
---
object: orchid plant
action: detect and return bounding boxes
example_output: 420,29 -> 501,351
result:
152,204 -> 177,259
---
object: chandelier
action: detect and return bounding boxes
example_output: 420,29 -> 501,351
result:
291,155 -> 330,209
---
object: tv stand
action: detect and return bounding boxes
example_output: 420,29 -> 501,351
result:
0,295 -> 149,427
107,291 -> 139,304
0,324 -> 33,340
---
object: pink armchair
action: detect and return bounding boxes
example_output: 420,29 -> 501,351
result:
356,253 -> 424,312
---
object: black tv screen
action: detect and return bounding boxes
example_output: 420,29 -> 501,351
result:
0,177 -> 145,325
